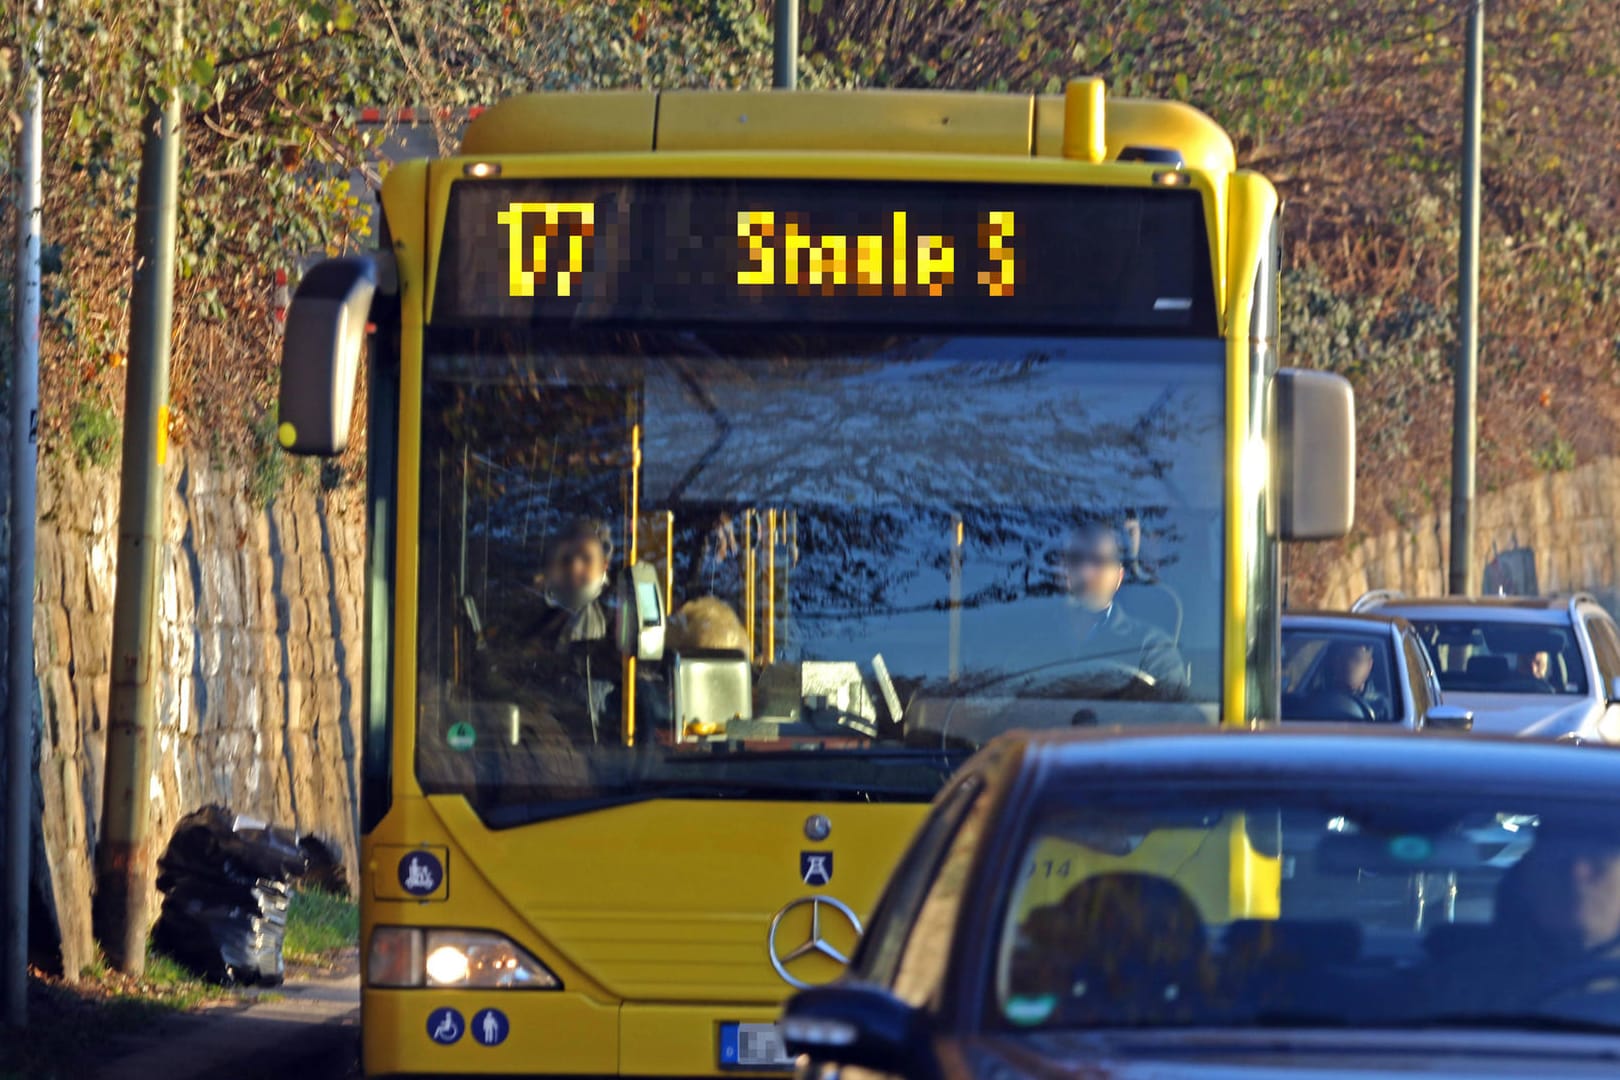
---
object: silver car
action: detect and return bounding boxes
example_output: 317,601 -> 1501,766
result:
1353,592 -> 1620,743
1282,611 -> 1472,731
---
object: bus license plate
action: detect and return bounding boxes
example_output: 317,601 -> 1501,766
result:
720,1022 -> 794,1070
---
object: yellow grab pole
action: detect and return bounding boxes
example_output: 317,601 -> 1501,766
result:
765,509 -> 777,664
744,510 -> 757,663
622,421 -> 641,745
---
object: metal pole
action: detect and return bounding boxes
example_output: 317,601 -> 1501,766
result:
773,0 -> 798,89
1448,0 -> 1484,596
94,0 -> 183,976
5,0 -> 45,1030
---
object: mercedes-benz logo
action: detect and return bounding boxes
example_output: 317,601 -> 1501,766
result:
766,896 -> 863,989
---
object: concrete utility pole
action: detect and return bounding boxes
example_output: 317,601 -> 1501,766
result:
1448,0 -> 1484,596
773,0 -> 798,90
5,0 -> 45,1030
94,0 -> 184,976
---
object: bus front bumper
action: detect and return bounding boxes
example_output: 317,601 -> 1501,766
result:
364,989 -> 792,1077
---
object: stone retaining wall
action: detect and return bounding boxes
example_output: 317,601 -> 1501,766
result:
1316,457 -> 1620,612
26,451 -> 363,976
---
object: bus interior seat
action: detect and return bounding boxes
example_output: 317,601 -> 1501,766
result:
1465,655 -> 1510,684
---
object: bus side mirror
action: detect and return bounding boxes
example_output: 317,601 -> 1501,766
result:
277,256 -> 388,456
1271,368 -> 1355,541
618,561 -> 666,662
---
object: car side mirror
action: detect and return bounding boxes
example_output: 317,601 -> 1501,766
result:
617,561 -> 665,662
1608,676 -> 1620,705
1270,367 -> 1356,541
781,983 -> 929,1076
1425,704 -> 1473,732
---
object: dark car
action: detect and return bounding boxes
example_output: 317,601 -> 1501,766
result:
1281,611 -> 1472,730
781,728 -> 1620,1078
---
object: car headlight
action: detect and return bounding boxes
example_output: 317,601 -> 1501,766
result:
368,927 -> 562,989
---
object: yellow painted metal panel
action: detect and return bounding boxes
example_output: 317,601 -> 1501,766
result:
427,794 -> 925,1003
621,1003 -> 783,1078
363,988 -> 621,1075
381,160 -> 429,791
1033,94 -> 1065,158
372,843 -> 449,902
655,89 -> 1033,156
460,91 -> 658,156
1231,812 -> 1282,918
1060,77 -> 1107,163
1033,93 -> 1235,173
1221,171 -> 1280,729
1016,818 -> 1276,924
1107,98 -> 1236,175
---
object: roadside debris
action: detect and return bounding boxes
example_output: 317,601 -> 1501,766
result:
152,806 -> 307,987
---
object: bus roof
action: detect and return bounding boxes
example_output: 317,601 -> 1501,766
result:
459,83 -> 1236,176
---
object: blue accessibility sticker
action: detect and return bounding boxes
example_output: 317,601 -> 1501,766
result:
471,1007 -> 510,1047
427,1006 -> 464,1045
399,850 -> 443,896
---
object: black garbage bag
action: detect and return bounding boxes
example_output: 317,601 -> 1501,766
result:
153,805 -> 307,987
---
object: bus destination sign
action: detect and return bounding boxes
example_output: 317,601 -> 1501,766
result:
434,178 -> 1215,334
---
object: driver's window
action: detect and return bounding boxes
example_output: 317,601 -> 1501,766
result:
1280,631 -> 1397,724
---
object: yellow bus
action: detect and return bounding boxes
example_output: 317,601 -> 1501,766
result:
276,79 -> 1354,1077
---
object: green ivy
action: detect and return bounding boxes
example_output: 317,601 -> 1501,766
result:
69,401 -> 121,468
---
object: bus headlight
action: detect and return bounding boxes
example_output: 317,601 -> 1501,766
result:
368,927 -> 563,989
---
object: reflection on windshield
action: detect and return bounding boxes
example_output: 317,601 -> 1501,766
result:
415,331 -> 1224,819
1410,618 -> 1588,696
997,793 -> 1620,1032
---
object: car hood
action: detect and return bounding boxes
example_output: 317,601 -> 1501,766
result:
961,1028 -> 1620,1078
1439,692 -> 1597,737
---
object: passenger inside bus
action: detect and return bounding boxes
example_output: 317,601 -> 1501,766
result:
473,517 -> 621,745
1062,520 -> 1187,694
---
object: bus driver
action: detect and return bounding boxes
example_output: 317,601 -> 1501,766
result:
1063,520 -> 1188,695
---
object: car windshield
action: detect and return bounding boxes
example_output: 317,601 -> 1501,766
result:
1281,627 -> 1400,724
415,330 -> 1224,822
996,787 -> 1620,1032
1404,616 -> 1587,696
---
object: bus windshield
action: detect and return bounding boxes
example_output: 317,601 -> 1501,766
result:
415,329 -> 1225,823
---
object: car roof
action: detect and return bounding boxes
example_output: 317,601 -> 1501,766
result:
1007,726 -> 1620,801
1368,597 -> 1578,623
1283,611 -> 1410,632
